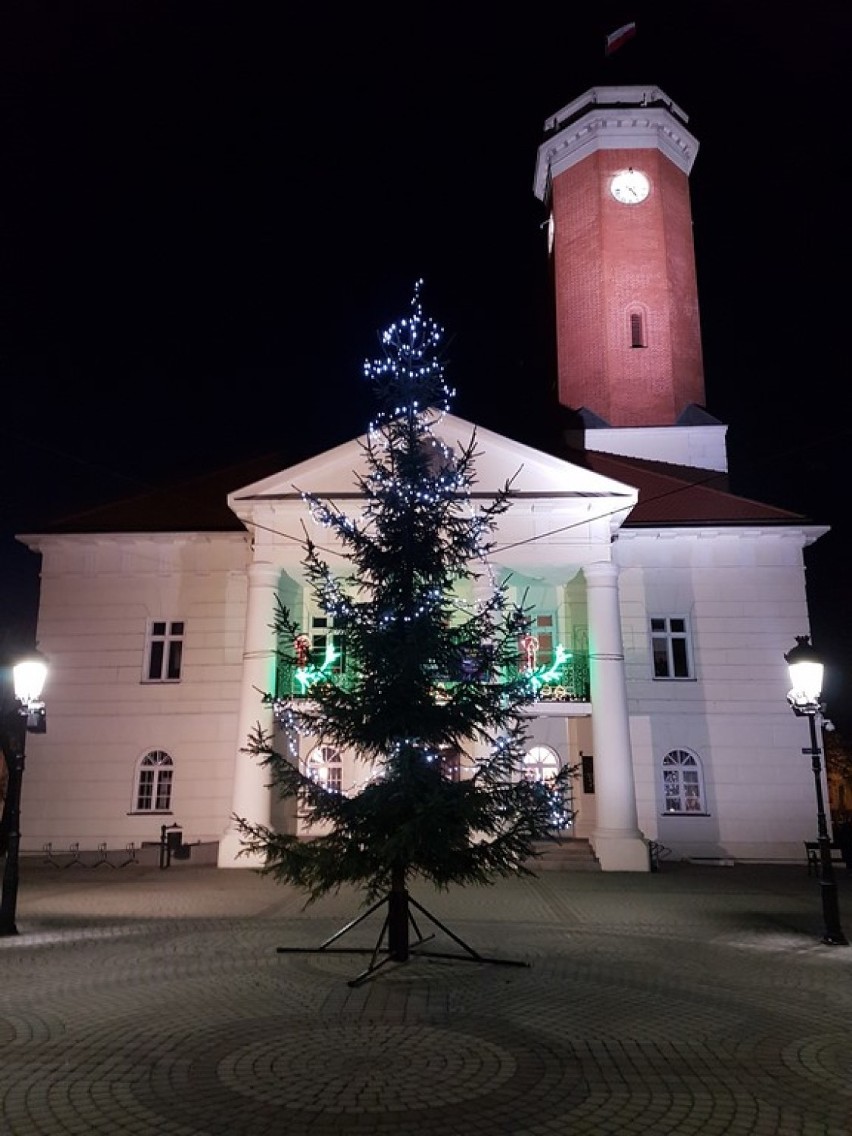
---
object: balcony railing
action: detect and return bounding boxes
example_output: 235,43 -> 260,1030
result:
506,649 -> 590,703
276,649 -> 590,704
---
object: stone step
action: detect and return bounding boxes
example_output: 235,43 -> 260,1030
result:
525,838 -> 601,871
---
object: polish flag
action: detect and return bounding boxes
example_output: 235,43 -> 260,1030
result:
605,21 -> 636,55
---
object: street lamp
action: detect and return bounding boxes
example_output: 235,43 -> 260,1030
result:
0,651 -> 48,937
784,635 -> 847,946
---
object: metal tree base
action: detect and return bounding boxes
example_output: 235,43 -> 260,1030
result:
276,890 -> 530,987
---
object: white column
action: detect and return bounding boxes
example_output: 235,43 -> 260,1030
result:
218,560 -> 279,867
583,561 -> 649,871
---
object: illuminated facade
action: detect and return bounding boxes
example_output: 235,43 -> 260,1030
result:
17,87 -> 827,870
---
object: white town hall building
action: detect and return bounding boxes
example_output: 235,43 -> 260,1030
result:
16,85 -> 827,871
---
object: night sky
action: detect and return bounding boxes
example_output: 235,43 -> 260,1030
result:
2,3 -> 850,725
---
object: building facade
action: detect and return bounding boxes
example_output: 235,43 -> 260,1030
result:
17,86 -> 827,870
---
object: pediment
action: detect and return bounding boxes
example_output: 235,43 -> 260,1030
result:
228,412 -> 638,508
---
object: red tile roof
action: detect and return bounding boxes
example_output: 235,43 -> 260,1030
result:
577,449 -> 811,525
33,454 -> 285,534
27,446 -> 812,537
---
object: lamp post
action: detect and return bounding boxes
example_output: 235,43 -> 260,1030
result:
0,651 -> 48,937
784,635 -> 847,946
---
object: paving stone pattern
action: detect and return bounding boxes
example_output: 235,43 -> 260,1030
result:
1,861 -> 850,1135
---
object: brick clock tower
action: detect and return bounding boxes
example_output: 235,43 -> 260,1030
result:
534,86 -> 723,467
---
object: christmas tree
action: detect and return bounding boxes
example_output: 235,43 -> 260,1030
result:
237,281 -> 572,967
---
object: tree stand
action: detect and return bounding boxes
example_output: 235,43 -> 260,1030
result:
276,886 -> 530,988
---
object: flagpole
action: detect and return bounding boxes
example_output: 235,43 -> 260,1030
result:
605,21 -> 637,56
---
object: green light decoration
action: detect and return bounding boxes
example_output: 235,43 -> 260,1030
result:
294,642 -> 341,694
527,644 -> 572,693
293,640 -> 576,700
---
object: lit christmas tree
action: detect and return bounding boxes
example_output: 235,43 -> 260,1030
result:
237,281 -> 572,975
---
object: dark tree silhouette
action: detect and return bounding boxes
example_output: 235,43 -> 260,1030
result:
237,281 -> 572,968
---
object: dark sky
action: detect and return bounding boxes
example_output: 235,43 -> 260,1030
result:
2,2 -> 851,723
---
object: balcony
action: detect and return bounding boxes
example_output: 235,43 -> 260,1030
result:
506,649 -> 590,704
276,649 -> 590,705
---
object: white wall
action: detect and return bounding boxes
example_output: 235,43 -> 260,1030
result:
21,533 -> 251,853
19,514 -> 825,867
616,528 -> 818,861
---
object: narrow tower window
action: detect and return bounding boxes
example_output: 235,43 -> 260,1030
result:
630,311 -> 646,348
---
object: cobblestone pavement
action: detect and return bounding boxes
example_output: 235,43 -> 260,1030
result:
1,859 -> 851,1135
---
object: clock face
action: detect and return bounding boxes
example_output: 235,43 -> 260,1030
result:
611,169 -> 650,205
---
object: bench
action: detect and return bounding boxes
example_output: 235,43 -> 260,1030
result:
804,841 -> 847,875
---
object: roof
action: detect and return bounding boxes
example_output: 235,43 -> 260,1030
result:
574,450 -> 811,526
31,454 -> 286,535
23,440 -> 814,538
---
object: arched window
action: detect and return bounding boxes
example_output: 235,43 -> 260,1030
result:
305,745 -> 343,793
662,749 -> 707,814
134,750 -> 174,812
522,745 -> 561,783
522,746 -> 573,831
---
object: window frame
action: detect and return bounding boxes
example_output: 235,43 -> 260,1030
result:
305,744 -> 343,793
131,750 -> 175,814
661,748 -> 708,816
439,746 -> 462,783
521,745 -> 574,830
650,615 -> 694,680
517,611 -> 557,671
143,619 -> 185,683
629,310 -> 646,348
310,613 -> 346,677
521,744 -> 561,784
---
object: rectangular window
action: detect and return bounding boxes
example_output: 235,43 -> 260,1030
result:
145,620 -> 185,682
136,770 -> 173,812
650,616 -> 693,679
311,614 -> 345,674
518,612 -> 555,669
155,769 -> 174,810
440,748 -> 462,782
136,769 -> 155,811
